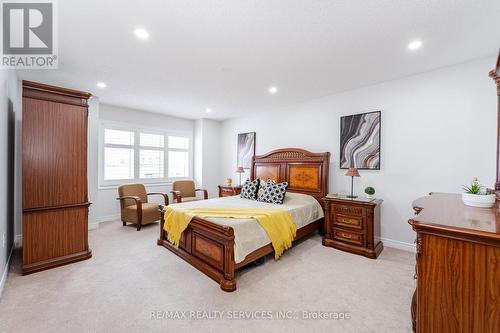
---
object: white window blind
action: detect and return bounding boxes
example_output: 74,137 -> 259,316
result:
103,129 -> 135,180
167,136 -> 190,178
100,125 -> 191,186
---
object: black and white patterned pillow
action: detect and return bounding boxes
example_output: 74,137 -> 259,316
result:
257,180 -> 289,204
240,179 -> 260,200
257,179 -> 272,198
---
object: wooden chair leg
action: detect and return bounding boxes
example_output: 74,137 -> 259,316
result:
136,215 -> 142,231
122,221 -> 126,226
136,204 -> 143,231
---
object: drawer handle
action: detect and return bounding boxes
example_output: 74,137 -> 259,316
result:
340,218 -> 352,224
341,233 -> 352,239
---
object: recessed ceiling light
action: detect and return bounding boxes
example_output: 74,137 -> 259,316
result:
408,40 -> 422,51
206,108 -> 213,113
134,28 -> 149,40
268,86 -> 278,94
96,82 -> 107,88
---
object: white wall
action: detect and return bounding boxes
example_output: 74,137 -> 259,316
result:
87,98 -> 100,227
200,119 -> 222,197
0,69 -> 18,296
91,103 -> 196,223
194,119 -> 221,198
194,120 -> 203,187
220,57 -> 497,248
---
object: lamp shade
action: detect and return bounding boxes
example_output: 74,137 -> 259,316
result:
235,166 -> 245,173
345,167 -> 360,177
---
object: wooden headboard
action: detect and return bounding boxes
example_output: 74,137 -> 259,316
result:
250,148 -> 330,205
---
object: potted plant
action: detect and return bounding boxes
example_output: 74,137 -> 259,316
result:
364,186 -> 375,199
461,178 -> 496,208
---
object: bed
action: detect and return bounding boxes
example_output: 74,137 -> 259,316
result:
157,148 -> 330,291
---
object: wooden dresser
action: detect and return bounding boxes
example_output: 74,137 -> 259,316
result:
322,197 -> 383,258
22,81 -> 92,274
409,193 -> 500,332
218,185 -> 242,197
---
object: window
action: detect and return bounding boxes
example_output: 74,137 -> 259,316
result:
167,136 -> 190,178
103,129 -> 135,180
139,133 -> 164,179
100,124 -> 192,186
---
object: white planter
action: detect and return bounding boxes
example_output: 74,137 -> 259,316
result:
461,193 -> 496,208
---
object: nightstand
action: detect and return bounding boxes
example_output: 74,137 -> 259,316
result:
218,185 -> 242,197
322,196 -> 383,259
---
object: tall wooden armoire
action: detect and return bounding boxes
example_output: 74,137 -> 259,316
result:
22,80 -> 92,274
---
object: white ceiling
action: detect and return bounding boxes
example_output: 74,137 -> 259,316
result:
18,0 -> 500,120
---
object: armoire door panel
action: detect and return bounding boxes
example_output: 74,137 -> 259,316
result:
22,207 -> 89,265
22,97 -> 88,209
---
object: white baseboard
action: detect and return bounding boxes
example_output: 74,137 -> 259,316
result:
88,221 -> 100,230
88,214 -> 120,230
0,246 -> 14,299
14,234 -> 22,248
381,237 -> 415,252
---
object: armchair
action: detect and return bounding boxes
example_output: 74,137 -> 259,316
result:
116,184 -> 169,231
171,180 -> 208,203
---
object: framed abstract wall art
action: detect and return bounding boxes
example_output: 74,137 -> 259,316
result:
237,132 -> 256,169
340,111 -> 381,170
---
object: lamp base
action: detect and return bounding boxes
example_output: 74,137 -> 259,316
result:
346,195 -> 358,199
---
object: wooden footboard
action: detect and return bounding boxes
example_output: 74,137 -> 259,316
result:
157,205 -> 237,291
158,205 -> 321,292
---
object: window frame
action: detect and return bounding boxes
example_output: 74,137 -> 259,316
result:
98,121 -> 193,188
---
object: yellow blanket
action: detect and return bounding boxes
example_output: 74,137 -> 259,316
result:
163,207 -> 297,260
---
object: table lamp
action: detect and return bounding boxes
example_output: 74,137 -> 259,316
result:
236,166 -> 245,186
345,167 -> 360,198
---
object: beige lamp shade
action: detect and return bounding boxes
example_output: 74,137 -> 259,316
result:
345,167 -> 360,177
236,166 -> 245,173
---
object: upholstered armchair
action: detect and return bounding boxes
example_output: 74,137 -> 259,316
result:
171,180 -> 208,203
116,184 -> 169,231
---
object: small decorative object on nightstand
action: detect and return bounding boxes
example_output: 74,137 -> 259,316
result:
218,185 -> 242,197
364,186 -> 375,199
322,196 -> 383,259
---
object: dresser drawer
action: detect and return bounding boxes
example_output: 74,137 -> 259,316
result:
333,229 -> 364,246
334,213 -> 363,230
333,204 -> 364,217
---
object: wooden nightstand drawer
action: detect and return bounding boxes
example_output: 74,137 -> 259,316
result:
333,204 -> 364,217
333,229 -> 364,246
334,214 -> 363,230
218,185 -> 242,198
221,188 -> 234,195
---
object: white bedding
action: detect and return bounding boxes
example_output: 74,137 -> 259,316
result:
170,192 -> 324,263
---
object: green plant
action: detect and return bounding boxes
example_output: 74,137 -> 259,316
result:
364,186 -> 375,195
462,178 -> 485,195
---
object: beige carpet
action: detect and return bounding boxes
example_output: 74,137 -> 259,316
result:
0,221 -> 415,333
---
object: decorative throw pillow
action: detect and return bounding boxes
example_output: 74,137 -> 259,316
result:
257,180 -> 289,204
257,179 -> 272,198
240,179 -> 260,200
